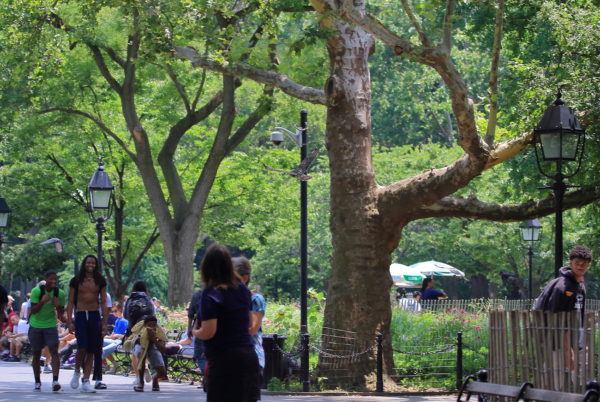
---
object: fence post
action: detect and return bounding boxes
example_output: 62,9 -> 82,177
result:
456,331 -> 463,390
376,333 -> 384,392
301,332 -> 310,392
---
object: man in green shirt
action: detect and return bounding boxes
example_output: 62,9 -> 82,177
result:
29,270 -> 66,392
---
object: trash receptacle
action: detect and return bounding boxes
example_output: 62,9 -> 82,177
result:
262,334 -> 286,388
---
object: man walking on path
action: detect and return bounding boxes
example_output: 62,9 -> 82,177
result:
28,270 -> 67,392
66,255 -> 108,393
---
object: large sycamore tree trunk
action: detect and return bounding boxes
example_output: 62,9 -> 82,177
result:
175,0 -> 600,385
319,5 -> 397,381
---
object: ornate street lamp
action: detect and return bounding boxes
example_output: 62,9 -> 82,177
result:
519,219 -> 542,299
269,110 -> 309,392
533,90 -> 585,278
86,161 -> 114,274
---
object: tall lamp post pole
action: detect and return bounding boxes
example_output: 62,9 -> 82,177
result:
270,110 -> 310,391
519,219 -> 541,299
299,110 -> 309,393
533,90 -> 585,278
86,161 -> 114,274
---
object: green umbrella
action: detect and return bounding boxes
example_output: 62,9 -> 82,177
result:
390,263 -> 426,288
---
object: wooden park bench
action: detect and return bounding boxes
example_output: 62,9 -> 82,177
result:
457,370 -> 599,402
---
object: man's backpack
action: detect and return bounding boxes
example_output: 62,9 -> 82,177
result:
127,294 -> 154,327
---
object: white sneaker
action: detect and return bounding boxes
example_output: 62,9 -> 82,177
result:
52,380 -> 61,392
70,370 -> 81,389
80,381 -> 96,393
33,382 -> 41,392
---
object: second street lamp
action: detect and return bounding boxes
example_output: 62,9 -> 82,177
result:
86,161 -> 114,274
533,89 -> 585,278
519,219 -> 541,299
270,109 -> 309,392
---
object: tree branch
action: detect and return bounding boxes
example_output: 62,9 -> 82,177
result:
485,0 -> 505,146
441,0 -> 456,52
378,129 -> 534,222
158,89 -> 226,215
485,130 -> 533,169
339,6 -> 436,62
173,46 -> 326,104
124,227 -> 160,291
40,108 -> 137,161
191,69 -> 208,111
413,187 -> 600,221
89,45 -> 123,94
400,0 -> 430,47
121,10 -> 142,132
189,75 -> 237,217
104,46 -> 126,69
121,239 -> 131,262
165,64 -> 192,113
226,34 -> 278,154
47,154 -> 75,185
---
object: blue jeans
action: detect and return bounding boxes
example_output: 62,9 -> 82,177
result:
193,337 -> 206,372
102,339 -> 120,359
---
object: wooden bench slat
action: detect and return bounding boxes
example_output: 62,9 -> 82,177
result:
466,382 -> 522,397
525,388 -> 586,402
465,381 -> 590,402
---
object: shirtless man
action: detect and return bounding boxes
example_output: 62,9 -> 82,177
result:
66,255 -> 107,393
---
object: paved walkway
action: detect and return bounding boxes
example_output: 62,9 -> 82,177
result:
0,360 -> 455,401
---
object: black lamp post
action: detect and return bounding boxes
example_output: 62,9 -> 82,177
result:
533,90 -> 585,278
0,197 -> 11,251
86,161 -> 114,274
270,110 -> 309,392
519,219 -> 542,298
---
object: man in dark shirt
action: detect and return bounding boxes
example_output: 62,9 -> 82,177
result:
534,245 -> 591,315
533,245 -> 592,386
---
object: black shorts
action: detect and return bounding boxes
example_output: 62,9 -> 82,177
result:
206,345 -> 260,402
28,326 -> 59,352
74,310 -> 102,354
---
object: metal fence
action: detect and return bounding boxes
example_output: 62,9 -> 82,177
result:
420,298 -> 600,312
